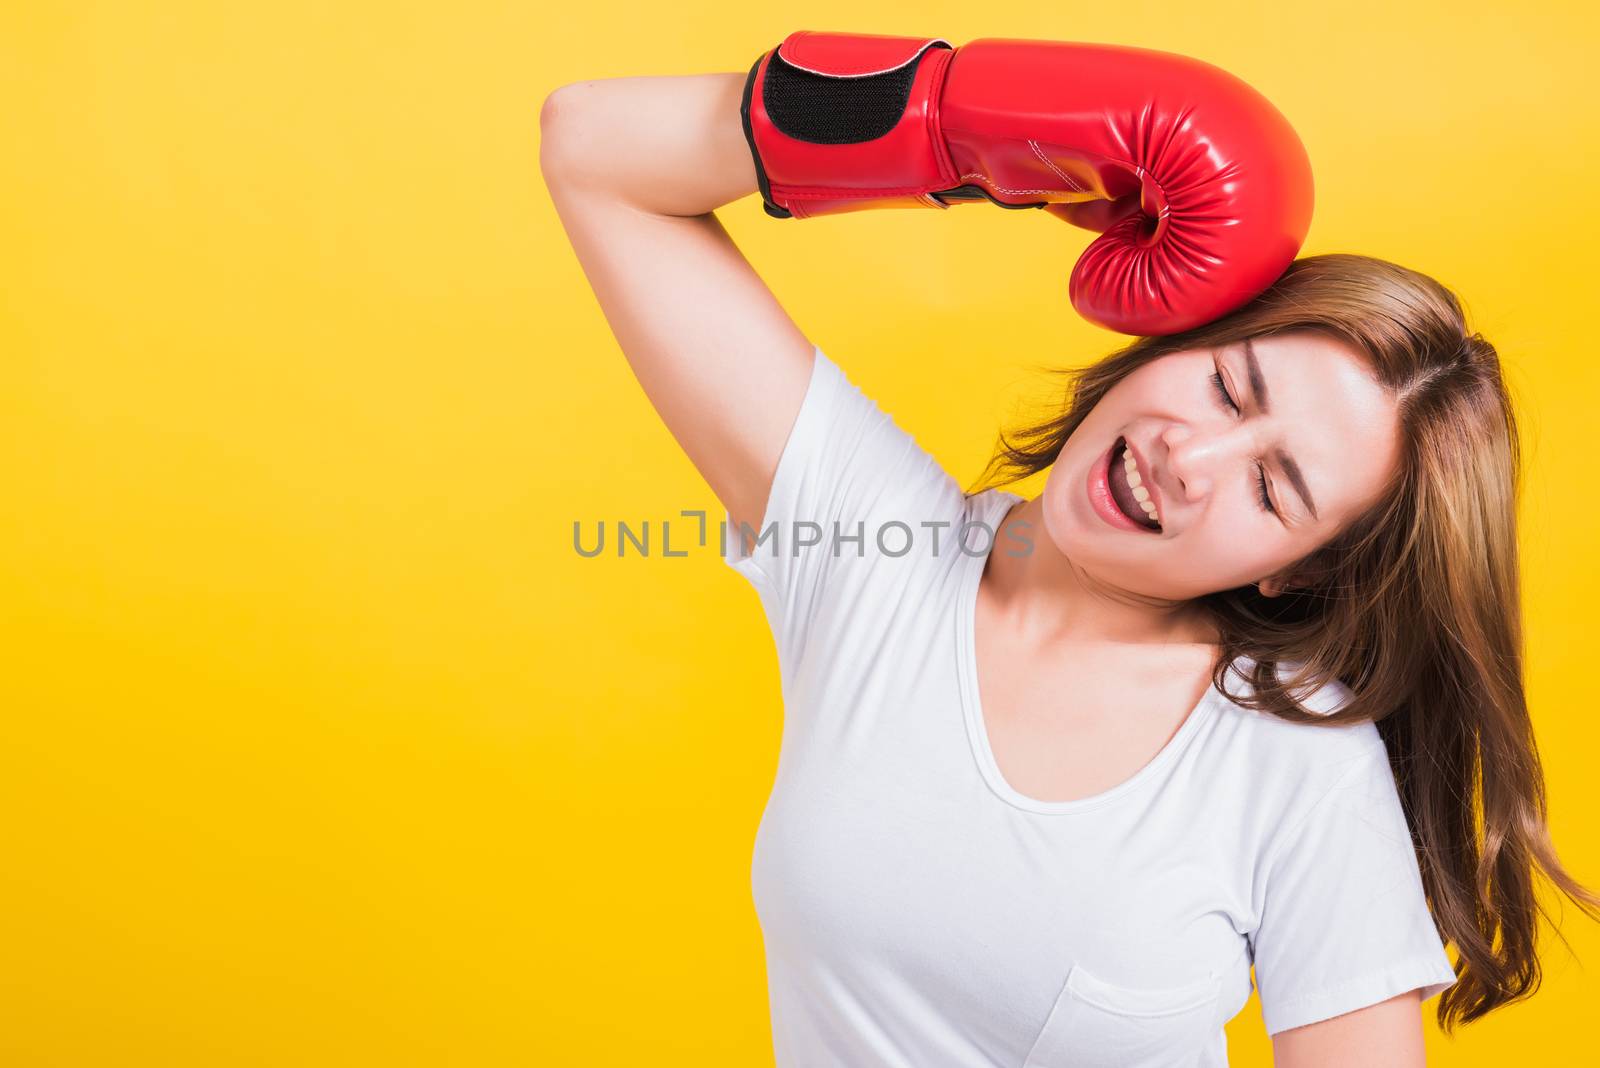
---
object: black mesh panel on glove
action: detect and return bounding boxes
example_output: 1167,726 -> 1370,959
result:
761,48 -> 944,144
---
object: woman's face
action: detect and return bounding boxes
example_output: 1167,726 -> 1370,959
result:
1038,330 -> 1403,601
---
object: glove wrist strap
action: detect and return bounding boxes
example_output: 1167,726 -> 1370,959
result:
741,31 -> 960,219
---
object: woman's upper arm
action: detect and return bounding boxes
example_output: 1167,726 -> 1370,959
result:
1271,989 -> 1426,1068
540,77 -> 816,536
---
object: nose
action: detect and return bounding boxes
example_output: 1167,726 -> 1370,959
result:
1160,423 -> 1251,503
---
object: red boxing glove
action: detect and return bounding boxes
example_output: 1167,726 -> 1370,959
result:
739,31 -> 1314,336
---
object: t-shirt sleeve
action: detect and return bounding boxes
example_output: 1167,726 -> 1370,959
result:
720,344 -> 965,680
1250,740 -> 1459,1036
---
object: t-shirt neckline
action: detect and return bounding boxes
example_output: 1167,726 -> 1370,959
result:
954,490 -> 1221,816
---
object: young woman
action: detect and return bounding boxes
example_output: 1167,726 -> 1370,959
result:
539,39 -> 1598,1068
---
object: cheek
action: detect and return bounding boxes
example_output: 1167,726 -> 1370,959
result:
1180,532 -> 1246,577
1185,515 -> 1296,584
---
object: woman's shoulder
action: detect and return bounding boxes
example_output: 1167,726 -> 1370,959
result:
1205,656 -> 1389,785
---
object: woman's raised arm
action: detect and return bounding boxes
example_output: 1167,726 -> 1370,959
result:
539,72 -> 816,537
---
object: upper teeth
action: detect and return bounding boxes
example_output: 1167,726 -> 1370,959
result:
1123,444 -> 1161,524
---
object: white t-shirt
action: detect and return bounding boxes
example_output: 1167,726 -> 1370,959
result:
721,345 -> 1457,1067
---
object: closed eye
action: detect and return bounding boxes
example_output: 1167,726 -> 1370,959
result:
1210,368 -> 1279,518
1210,371 -> 1239,415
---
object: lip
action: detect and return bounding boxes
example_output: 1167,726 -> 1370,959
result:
1087,436 -> 1160,534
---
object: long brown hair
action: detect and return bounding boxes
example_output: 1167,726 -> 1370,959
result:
968,253 -> 1599,1032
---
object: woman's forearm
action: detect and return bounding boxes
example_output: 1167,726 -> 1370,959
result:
539,73 -> 758,217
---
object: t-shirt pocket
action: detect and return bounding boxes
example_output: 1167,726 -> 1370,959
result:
1022,963 -> 1222,1068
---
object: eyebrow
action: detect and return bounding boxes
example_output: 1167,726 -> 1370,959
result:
1242,338 -> 1320,522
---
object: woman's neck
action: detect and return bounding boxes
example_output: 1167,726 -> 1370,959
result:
985,495 -> 1220,651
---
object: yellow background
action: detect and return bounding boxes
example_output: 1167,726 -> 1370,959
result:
3,1 -> 1596,1063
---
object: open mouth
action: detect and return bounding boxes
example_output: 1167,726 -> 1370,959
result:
1108,437 -> 1162,533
